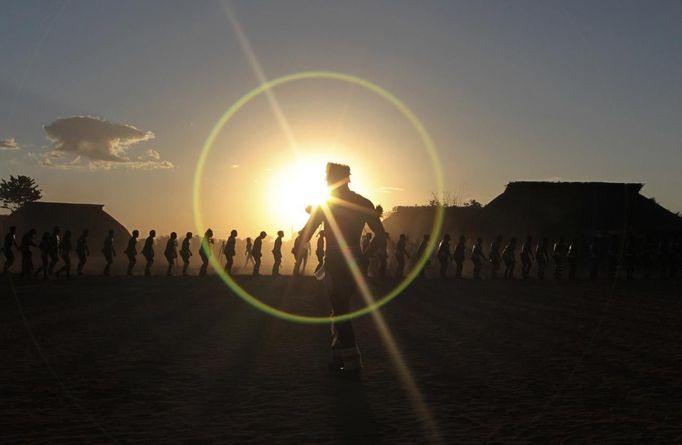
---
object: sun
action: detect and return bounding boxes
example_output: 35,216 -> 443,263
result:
266,159 -> 330,233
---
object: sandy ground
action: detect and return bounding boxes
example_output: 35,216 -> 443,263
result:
1,273 -> 681,444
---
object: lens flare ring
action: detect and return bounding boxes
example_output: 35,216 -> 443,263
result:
193,70 -> 444,324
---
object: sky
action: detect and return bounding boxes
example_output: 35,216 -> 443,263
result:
1,0 -> 681,237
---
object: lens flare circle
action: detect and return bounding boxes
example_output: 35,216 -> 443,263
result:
194,71 -> 444,324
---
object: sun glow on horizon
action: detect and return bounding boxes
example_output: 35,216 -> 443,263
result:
266,158 -> 330,233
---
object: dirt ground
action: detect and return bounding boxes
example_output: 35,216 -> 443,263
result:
2,274 -> 681,443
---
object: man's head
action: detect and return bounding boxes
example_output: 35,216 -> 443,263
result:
108,229 -> 114,236
150,229 -> 156,237
259,231 -> 267,239
9,226 -> 16,233
186,232 -> 193,239
53,226 -> 60,234
277,230 -> 284,237
400,234 -> 407,241
230,229 -> 238,237
132,230 -> 139,238
170,232 -> 177,239
326,162 -> 351,189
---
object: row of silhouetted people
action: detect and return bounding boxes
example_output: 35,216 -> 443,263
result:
2,225 -> 680,280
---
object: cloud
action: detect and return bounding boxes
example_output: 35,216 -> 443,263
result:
0,138 -> 20,150
40,116 -> 173,170
378,186 -> 405,193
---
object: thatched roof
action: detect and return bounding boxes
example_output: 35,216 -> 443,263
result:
383,181 -> 682,240
0,202 -> 131,254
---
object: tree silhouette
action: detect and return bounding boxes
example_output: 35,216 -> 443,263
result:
0,175 -> 42,212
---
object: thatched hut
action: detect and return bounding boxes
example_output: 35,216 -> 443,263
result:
0,202 -> 130,255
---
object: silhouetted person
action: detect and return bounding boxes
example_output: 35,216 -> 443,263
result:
298,162 -> 386,376
489,235 -> 502,279
376,232 -> 390,278
588,236 -> 602,279
34,232 -> 50,280
142,230 -> 156,276
180,232 -> 193,276
553,237 -> 568,279
47,226 -> 61,275
395,234 -> 410,278
244,237 -> 254,268
272,230 -> 284,275
199,228 -> 214,276
55,230 -> 72,278
360,232 -> 373,276
224,230 -> 237,274
102,229 -> 115,276
125,230 -> 139,276
535,237 -> 549,279
437,234 -> 452,278
20,229 -> 37,279
520,236 -> 534,279
415,234 -> 431,278
624,235 -> 637,280
292,233 -> 304,276
502,237 -> 517,279
165,232 -> 178,276
252,231 -> 266,276
76,229 -> 89,275
608,234 -> 620,280
314,230 -> 326,274
453,235 -> 466,279
2,226 -> 19,274
471,237 -> 487,279
566,238 -> 578,280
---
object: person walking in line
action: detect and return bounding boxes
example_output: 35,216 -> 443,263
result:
471,237 -> 487,279
76,229 -> 90,275
199,228 -> 214,276
224,230 -> 238,274
437,234 -> 452,279
2,226 -> 19,275
453,235 -> 466,279
252,231 -> 266,276
553,236 -> 568,279
47,226 -> 61,276
502,237 -> 517,279
395,234 -> 410,278
314,230 -> 326,274
125,230 -> 139,276
272,230 -> 284,276
34,232 -> 50,280
489,235 -> 503,279
165,232 -> 178,276
55,230 -> 73,278
142,230 -> 156,276
244,237 -> 254,268
19,229 -> 37,279
180,232 -> 193,276
360,232 -> 372,276
535,237 -> 549,279
415,234 -> 431,278
102,229 -> 116,276
520,236 -> 534,279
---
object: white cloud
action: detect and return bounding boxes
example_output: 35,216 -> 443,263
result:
0,138 -> 20,150
378,186 -> 405,193
40,116 -> 173,170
